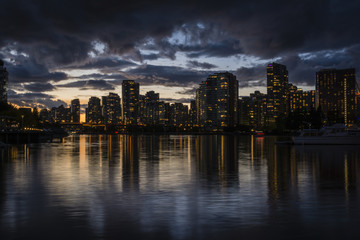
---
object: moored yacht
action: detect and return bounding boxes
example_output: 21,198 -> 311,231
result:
293,124 -> 360,145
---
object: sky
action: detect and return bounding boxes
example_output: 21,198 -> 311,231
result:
1,0 -> 360,111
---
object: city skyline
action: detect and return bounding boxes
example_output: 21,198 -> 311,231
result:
0,0 -> 360,111
2,61 -> 359,128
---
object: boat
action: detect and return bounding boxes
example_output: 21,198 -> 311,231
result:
254,131 -> 265,137
293,124 -> 360,145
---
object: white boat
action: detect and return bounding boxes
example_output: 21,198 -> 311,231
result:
293,124 -> 360,145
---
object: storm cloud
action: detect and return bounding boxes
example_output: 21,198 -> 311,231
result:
1,0 -> 360,103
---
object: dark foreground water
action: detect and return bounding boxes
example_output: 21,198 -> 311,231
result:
1,135 -> 360,240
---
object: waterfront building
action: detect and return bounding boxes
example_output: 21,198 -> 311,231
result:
71,99 -> 80,123
316,68 -> 357,126
266,63 -> 289,125
238,97 -> 250,127
86,97 -> 102,123
102,93 -> 121,124
139,95 -> 146,124
189,100 -> 197,126
196,83 -> 206,127
144,91 -> 160,125
303,90 -> 316,112
169,103 -> 189,127
159,101 -> 170,125
237,92 -> 267,130
39,109 -> 51,124
196,72 -> 239,129
122,80 -> 139,124
0,60 -> 8,104
248,91 -> 267,130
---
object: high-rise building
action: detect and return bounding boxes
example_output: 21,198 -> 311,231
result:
122,80 -> 139,124
49,105 -> 71,123
189,100 -> 197,126
248,91 -> 267,130
159,101 -> 170,125
71,99 -> 80,123
86,97 -> 102,123
0,60 -> 9,104
316,68 -> 357,126
266,63 -> 289,124
196,72 -> 238,129
169,103 -> 189,126
144,91 -> 160,125
102,93 -> 121,124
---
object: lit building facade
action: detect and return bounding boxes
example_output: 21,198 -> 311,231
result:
266,63 -> 289,124
86,97 -> 102,123
0,60 -> 8,104
71,99 -> 80,123
144,91 -> 160,125
196,72 -> 238,129
102,93 -> 121,124
122,80 -> 139,124
316,68 -> 356,126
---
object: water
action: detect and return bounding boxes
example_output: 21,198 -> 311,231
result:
1,135 -> 360,240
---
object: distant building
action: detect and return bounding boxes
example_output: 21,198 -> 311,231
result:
0,60 -> 8,104
102,93 -> 121,124
238,91 -> 267,130
143,91 -> 160,125
189,100 -> 197,126
316,68 -> 357,126
248,91 -> 267,130
238,96 -> 250,126
86,97 -> 102,123
159,101 -> 170,125
122,80 -> 139,124
196,72 -> 238,129
57,105 -> 71,123
169,103 -> 189,127
71,99 -> 80,123
266,63 -> 289,124
40,109 -> 51,124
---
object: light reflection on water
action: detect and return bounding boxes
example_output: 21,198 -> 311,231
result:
1,135 -> 360,239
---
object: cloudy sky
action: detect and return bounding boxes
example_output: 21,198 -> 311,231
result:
1,0 -> 360,111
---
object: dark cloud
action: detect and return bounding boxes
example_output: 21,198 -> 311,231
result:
126,64 -> 211,86
160,98 -> 193,104
1,0 -> 360,103
186,60 -> 217,69
57,80 -> 116,91
23,82 -> 56,92
8,90 -> 67,109
64,57 -> 136,70
1,0 -> 359,64
175,88 -> 197,96
4,58 -> 68,84
234,65 -> 267,88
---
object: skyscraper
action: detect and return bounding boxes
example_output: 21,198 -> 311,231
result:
86,97 -> 102,123
122,80 -> 139,124
144,91 -> 160,125
71,99 -> 80,123
316,68 -> 357,126
266,63 -> 289,124
102,93 -> 121,124
196,72 -> 238,129
0,60 -> 9,104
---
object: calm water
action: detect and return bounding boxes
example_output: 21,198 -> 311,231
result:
1,135 -> 360,240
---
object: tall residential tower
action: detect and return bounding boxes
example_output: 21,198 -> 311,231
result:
0,60 -> 8,104
266,63 -> 289,124
196,72 -> 238,129
316,68 -> 357,126
122,80 -> 139,124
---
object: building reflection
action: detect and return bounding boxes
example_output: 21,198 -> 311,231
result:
122,134 -> 140,192
195,135 -> 239,187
